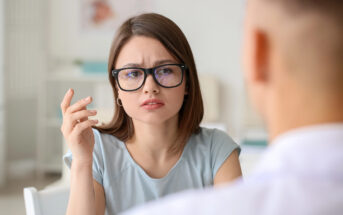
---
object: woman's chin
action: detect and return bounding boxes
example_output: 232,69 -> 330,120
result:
132,114 -> 179,126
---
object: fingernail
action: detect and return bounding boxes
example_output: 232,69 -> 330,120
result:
84,96 -> 91,101
90,110 -> 97,113
67,88 -> 71,94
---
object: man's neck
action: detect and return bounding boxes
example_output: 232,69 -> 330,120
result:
268,92 -> 343,142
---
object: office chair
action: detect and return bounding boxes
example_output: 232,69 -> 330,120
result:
23,186 -> 69,215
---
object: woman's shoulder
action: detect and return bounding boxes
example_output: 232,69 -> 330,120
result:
191,127 -> 235,143
91,128 -> 133,176
92,128 -> 126,152
182,127 -> 239,173
188,127 -> 239,154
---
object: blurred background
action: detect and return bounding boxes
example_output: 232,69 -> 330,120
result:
0,0 -> 266,214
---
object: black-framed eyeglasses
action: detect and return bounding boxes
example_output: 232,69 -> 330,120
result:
112,64 -> 187,92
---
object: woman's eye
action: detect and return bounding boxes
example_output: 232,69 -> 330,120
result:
158,68 -> 173,75
127,70 -> 141,78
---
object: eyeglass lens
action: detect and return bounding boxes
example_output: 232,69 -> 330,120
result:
117,64 -> 183,91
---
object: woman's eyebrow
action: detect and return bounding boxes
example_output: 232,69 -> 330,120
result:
153,59 -> 178,67
121,63 -> 141,68
120,59 -> 178,69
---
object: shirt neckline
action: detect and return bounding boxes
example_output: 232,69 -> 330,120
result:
119,136 -> 193,182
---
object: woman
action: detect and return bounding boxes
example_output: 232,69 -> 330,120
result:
61,13 -> 242,215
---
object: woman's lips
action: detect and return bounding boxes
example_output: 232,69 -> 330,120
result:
141,99 -> 165,110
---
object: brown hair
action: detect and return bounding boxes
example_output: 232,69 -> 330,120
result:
94,13 -> 204,152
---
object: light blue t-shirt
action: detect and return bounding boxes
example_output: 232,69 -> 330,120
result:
64,127 -> 240,214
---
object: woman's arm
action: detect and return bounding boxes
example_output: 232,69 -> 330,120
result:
94,180 -> 106,215
60,89 -> 105,215
213,149 -> 242,186
67,160 -> 96,215
67,162 -> 105,215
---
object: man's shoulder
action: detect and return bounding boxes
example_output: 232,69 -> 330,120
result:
122,175 -> 343,215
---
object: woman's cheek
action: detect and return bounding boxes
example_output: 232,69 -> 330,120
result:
121,97 -> 139,118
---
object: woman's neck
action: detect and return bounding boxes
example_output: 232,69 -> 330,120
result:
127,115 -> 181,161
124,115 -> 183,178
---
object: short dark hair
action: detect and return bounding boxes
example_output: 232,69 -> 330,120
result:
94,13 -> 204,152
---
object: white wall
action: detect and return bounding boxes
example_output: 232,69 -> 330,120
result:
0,0 -> 6,186
49,0 -> 153,61
5,0 -> 48,178
49,0 -> 249,138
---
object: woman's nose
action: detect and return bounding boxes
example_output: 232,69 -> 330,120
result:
143,75 -> 160,94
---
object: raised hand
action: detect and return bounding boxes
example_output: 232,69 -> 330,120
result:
60,89 -> 98,164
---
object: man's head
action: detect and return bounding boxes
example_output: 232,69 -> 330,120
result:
243,0 -> 343,139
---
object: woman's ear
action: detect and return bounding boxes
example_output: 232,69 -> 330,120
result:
184,89 -> 188,95
184,83 -> 189,95
117,91 -> 121,100
115,82 -> 121,98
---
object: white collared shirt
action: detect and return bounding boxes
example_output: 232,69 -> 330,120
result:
122,124 -> 343,215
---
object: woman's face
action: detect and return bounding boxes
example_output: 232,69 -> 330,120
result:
115,36 -> 187,125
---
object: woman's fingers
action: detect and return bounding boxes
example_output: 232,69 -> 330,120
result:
63,110 -> 97,133
78,107 -> 88,123
61,89 -> 74,116
60,89 -> 96,136
73,119 -> 99,134
71,110 -> 97,124
66,96 -> 93,114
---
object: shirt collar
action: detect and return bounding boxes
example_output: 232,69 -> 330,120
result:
252,123 -> 343,179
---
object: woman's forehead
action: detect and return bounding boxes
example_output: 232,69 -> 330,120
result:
115,36 -> 178,69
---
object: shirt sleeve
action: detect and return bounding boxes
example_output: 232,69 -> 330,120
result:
210,129 -> 241,178
63,128 -> 104,186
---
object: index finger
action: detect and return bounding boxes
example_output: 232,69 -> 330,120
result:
61,88 -> 74,116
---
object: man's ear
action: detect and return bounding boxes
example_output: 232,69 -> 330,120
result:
253,29 -> 270,83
